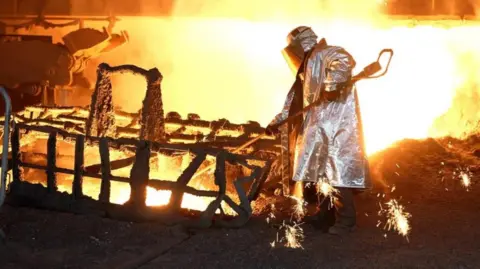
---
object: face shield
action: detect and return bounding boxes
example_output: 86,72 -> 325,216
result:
281,41 -> 305,76
281,26 -> 317,76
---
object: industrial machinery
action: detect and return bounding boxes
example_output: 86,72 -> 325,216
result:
0,26 -> 128,113
0,10 -> 128,111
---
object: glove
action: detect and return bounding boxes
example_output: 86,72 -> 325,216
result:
265,124 -> 279,136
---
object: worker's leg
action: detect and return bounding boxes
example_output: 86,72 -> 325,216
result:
303,182 -> 318,204
304,190 -> 336,232
329,187 -> 356,235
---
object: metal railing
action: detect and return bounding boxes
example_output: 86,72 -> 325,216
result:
0,86 -> 12,207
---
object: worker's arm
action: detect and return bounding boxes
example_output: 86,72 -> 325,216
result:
267,87 -> 295,131
324,48 -> 356,91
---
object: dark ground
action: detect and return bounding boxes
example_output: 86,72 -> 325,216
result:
1,136 -> 480,269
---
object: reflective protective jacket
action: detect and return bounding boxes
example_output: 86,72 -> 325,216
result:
270,41 -> 370,189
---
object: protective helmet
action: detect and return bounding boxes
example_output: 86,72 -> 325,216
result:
286,26 -> 317,45
281,26 -> 318,75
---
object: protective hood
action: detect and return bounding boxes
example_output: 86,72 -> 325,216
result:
282,26 -> 318,75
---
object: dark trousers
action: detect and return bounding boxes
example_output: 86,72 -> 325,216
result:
304,184 -> 356,229
333,187 -> 356,227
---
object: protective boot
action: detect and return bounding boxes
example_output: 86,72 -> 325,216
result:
328,187 -> 356,235
304,195 -> 336,232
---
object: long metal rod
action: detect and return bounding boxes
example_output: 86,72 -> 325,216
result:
0,87 -> 11,207
192,134 -> 267,181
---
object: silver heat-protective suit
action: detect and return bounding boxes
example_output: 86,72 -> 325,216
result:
270,38 -> 370,189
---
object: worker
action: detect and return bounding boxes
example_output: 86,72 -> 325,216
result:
266,26 -> 371,235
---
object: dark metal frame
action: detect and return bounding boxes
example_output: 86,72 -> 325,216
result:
8,122 -> 272,228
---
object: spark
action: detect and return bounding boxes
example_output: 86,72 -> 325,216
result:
390,185 -> 396,193
271,221 -> 304,249
288,196 -> 307,221
284,224 -> 304,249
383,199 -> 411,239
266,204 -> 276,224
317,181 -> 337,197
281,222 -> 304,249
454,166 -> 473,191
316,180 -> 339,206
460,171 -> 471,189
273,188 -> 282,196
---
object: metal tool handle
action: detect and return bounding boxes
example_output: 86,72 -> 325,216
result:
369,48 -> 394,79
0,87 -> 12,207
192,134 -> 267,182
270,48 -> 394,129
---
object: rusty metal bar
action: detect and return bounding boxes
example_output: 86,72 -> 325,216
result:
10,126 -> 21,182
73,135 -> 85,198
85,155 -> 137,174
19,161 -> 131,183
168,152 -> 206,210
128,140 -> 150,208
247,160 -> 272,201
195,152 -> 228,228
0,86 -> 11,207
140,68 -> 165,142
18,161 -> 233,198
9,128 -> 270,227
13,122 -> 269,162
99,137 -> 111,203
46,132 -> 57,192
280,125 -> 290,196
21,162 -> 70,174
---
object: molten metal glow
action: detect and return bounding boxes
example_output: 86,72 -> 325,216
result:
82,14 -> 479,155
13,0 -> 480,213
18,131 -> 235,213
18,1 -> 480,155
80,149 -> 233,214
59,183 -> 218,211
